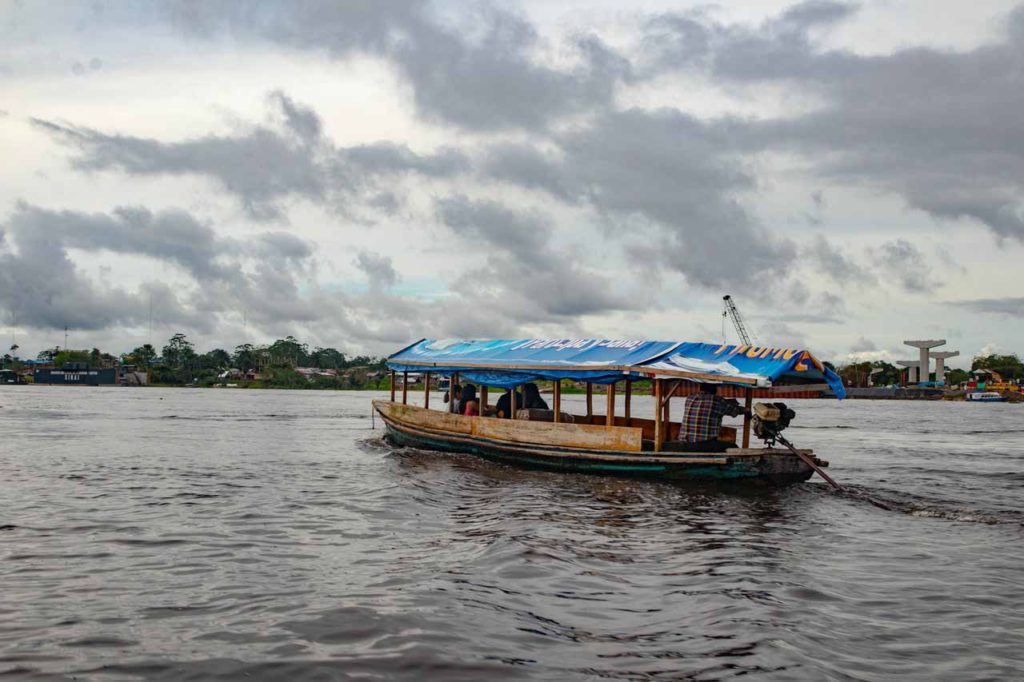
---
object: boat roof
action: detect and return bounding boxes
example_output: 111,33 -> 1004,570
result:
387,339 -> 846,398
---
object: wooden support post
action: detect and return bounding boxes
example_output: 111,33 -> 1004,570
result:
402,371 -> 408,405
742,387 -> 753,448
586,383 -> 593,420
424,372 -> 431,409
606,382 -> 615,427
480,385 -> 488,413
450,373 -> 459,413
654,379 -> 664,452
662,380 -> 672,433
389,370 -> 396,402
624,379 -> 632,425
510,385 -> 518,419
553,380 -> 561,423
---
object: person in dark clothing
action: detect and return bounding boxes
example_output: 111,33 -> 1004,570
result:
522,382 -> 549,410
494,388 -> 523,419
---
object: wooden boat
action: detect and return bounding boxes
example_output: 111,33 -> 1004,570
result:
373,339 -> 847,485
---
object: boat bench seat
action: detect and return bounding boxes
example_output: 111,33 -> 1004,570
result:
514,408 -> 575,423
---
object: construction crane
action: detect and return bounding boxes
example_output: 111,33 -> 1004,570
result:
722,295 -> 754,346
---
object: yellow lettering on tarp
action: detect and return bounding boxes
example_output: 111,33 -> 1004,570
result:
795,351 -> 810,371
746,346 -> 763,358
758,347 -> 773,358
773,348 -> 787,359
732,345 -> 749,356
782,349 -> 797,360
714,344 -> 730,355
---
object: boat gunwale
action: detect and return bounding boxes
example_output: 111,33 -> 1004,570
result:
382,415 -> 732,465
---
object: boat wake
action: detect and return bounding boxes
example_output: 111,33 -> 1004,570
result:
365,434 -> 1021,527
819,483 -> 1022,526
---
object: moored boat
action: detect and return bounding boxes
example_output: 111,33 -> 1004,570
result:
966,391 -> 1007,402
373,339 -> 847,485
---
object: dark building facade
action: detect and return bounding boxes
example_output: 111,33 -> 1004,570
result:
33,363 -> 118,385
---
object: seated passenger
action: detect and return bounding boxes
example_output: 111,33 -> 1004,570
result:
679,384 -> 746,452
494,388 -> 523,419
461,384 -> 480,416
522,382 -> 549,410
444,382 -> 462,414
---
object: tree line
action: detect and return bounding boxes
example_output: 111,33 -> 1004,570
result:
5,339 -> 1024,390
836,355 -> 1024,388
4,333 -> 388,389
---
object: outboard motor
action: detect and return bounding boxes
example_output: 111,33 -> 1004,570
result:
752,402 -> 796,446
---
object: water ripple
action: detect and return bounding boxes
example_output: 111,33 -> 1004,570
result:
1,388 -> 1023,680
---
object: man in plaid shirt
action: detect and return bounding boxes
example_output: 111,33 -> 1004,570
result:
680,384 -> 746,451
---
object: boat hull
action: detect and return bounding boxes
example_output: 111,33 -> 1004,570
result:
374,400 -> 817,485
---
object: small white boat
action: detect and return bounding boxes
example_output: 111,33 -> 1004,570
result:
966,391 -> 1006,402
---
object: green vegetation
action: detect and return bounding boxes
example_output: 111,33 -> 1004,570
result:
31,346 -> 119,368
1,333 -> 388,390
837,360 -> 901,387
971,353 -> 1023,381
139,332 -> 389,388
946,368 -> 970,385
836,354 -> 1024,387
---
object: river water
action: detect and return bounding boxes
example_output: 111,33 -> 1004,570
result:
1,387 -> 1022,681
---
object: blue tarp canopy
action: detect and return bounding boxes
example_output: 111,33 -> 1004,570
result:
387,339 -> 846,398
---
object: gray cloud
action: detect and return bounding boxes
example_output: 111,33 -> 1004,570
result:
270,90 -> 322,143
482,144 -> 574,200
948,297 -> 1024,317
874,239 -> 937,293
35,94 -> 468,221
757,320 -> 809,349
34,116 -> 324,221
485,109 -> 798,289
5,203 -> 232,282
354,251 -> 399,291
773,312 -> 841,324
24,1 -> 1024,248
644,3 -> 1024,240
768,289 -> 845,325
850,336 -> 877,353
801,190 -> 825,225
776,0 -> 857,28
0,199 -> 592,351
253,232 -> 313,261
435,195 -> 548,259
0,210 -> 207,332
393,14 -> 627,130
166,0 -> 628,131
435,195 -> 633,320
1,237 -> 146,332
14,0 -> 1022,356
805,235 -> 873,285
339,143 -> 468,178
0,204 -> 317,333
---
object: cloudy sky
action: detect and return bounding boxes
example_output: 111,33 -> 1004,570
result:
3,0 -> 1024,367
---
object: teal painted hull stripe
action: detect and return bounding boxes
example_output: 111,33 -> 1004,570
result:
384,423 -> 777,481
